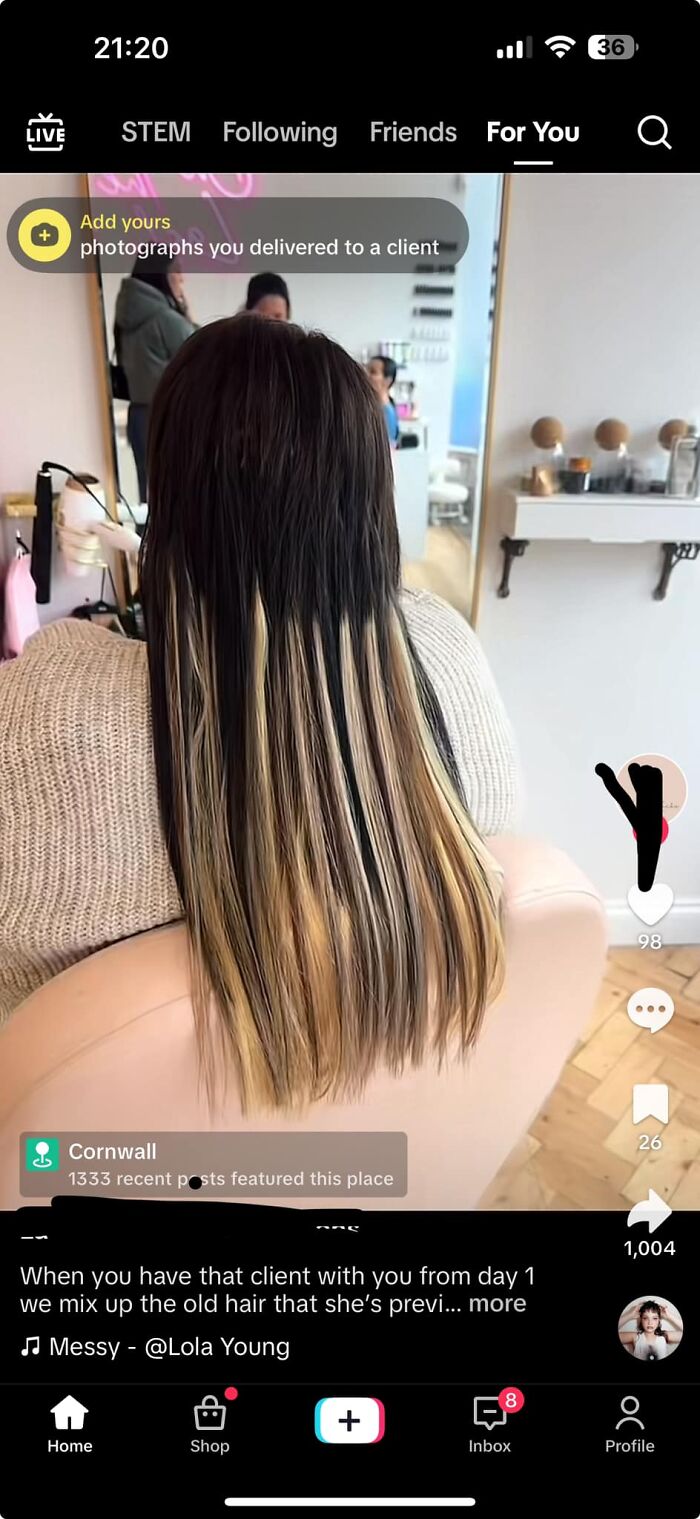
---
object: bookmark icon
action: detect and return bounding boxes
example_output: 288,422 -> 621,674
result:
632,1083 -> 669,1125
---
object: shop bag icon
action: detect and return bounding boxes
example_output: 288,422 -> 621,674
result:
194,1395 -> 227,1432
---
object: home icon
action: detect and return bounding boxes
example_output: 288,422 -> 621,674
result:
51,1395 -> 88,1430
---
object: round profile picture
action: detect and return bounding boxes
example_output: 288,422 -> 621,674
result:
618,1296 -> 683,1361
616,754 -> 688,826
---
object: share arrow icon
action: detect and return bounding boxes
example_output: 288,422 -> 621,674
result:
627,1188 -> 673,1234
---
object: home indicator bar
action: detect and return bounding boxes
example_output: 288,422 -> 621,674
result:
224,1502 -> 477,1510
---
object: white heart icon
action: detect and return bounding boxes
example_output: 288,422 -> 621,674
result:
627,883 -> 674,926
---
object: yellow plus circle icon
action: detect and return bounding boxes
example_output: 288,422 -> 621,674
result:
17,207 -> 72,262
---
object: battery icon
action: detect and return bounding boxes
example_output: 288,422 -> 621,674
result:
588,34 -> 637,59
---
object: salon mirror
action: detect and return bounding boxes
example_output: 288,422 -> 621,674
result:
88,172 -> 505,624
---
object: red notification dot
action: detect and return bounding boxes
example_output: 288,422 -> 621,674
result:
633,819 -> 669,843
224,1387 -> 239,1401
498,1386 -> 525,1414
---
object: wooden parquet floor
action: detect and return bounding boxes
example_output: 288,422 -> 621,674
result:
479,946 -> 700,1211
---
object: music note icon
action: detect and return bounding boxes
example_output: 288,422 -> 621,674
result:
21,1335 -> 40,1356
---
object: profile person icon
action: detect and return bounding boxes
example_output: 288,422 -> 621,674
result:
31,1141 -> 52,1169
615,1396 -> 644,1430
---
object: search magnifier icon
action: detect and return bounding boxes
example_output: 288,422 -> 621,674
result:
638,115 -> 672,149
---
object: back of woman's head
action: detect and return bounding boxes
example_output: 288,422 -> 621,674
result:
130,250 -> 175,301
141,314 -> 503,1109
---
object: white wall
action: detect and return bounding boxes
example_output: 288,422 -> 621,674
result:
478,173 -> 700,940
0,172 -> 110,618
98,172 -> 470,460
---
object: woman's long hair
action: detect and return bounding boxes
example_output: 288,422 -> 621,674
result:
140,315 -> 504,1110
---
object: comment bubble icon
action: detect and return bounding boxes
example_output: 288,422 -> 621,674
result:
626,987 -> 675,1034
473,1395 -> 508,1431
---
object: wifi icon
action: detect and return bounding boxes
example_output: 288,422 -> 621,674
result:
545,34 -> 576,56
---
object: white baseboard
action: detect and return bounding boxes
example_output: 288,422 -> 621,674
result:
606,898 -> 700,947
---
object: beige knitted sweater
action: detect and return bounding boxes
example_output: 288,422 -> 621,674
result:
0,589 -> 517,1023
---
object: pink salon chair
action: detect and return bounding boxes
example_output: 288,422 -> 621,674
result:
0,837 -> 606,1210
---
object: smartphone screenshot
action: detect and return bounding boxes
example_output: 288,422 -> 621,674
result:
0,4 -> 698,1514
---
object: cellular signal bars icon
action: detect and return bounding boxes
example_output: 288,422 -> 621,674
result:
496,37 -> 533,59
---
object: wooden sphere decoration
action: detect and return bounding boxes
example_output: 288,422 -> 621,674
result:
530,416 -> 565,450
595,418 -> 630,451
658,418 -> 689,451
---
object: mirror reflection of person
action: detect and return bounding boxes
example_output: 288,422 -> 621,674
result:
618,1299 -> 683,1359
0,317 -> 519,1097
244,272 -> 290,321
114,253 -> 196,501
367,355 -> 400,447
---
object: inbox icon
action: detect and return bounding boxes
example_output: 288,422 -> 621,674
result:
314,1397 -> 385,1444
473,1395 -> 507,1431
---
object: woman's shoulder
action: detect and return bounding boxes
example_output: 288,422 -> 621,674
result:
399,587 -> 519,835
0,620 -> 149,751
157,305 -> 196,343
398,585 -> 498,732
10,616 -> 147,675
400,587 -> 486,670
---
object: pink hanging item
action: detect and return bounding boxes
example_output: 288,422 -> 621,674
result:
2,548 -> 40,659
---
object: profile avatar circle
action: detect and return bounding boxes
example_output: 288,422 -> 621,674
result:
18,207 -> 72,263
618,1296 -> 683,1361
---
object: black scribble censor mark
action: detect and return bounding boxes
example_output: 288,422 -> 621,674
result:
595,761 -> 663,892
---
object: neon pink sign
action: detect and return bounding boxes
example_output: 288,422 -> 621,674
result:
89,172 -> 257,268
91,172 -> 255,199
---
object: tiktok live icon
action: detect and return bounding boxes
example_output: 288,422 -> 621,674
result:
26,114 -> 65,152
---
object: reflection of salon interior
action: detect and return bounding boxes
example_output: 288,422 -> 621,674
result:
103,172 -> 502,620
1,172 -> 700,1213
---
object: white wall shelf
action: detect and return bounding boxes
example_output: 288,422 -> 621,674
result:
499,492 -> 700,599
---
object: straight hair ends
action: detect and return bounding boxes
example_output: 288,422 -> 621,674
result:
164,578 -> 503,1113
142,316 -> 504,1112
